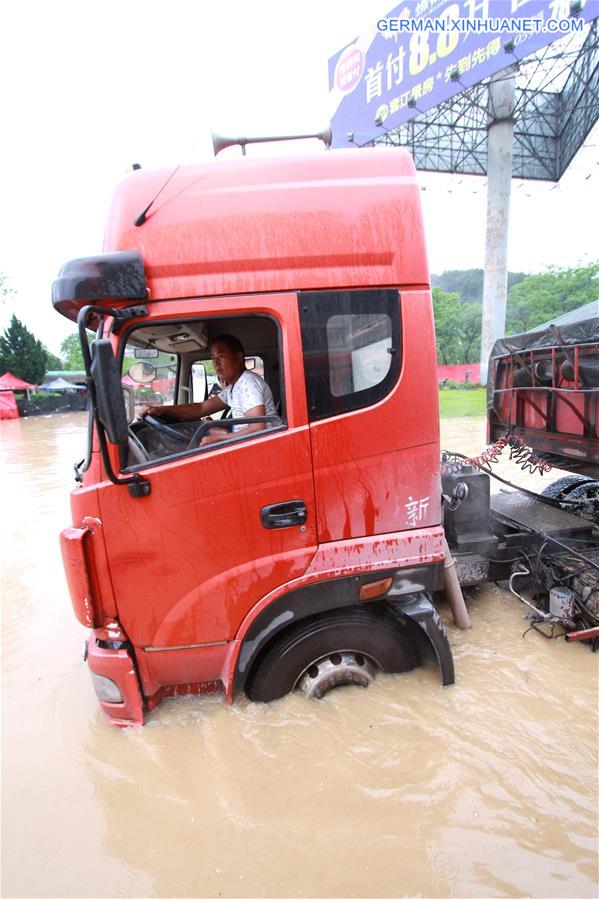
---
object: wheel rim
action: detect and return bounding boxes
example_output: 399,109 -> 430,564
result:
294,650 -> 379,699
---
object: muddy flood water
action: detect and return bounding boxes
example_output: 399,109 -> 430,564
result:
1,413 -> 598,898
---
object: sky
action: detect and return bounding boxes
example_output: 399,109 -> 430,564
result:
1,0 -> 597,355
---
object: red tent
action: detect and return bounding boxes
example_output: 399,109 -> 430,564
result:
0,390 -> 19,419
0,371 -> 38,391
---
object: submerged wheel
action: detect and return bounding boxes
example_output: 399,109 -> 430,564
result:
541,475 -> 591,500
245,606 -> 419,703
295,650 -> 379,698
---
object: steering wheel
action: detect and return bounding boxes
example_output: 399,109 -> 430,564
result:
143,415 -> 280,452
144,414 -> 189,444
188,420 -> 225,449
188,416 -> 279,449
127,425 -> 150,463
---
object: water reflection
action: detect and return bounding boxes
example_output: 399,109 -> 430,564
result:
2,414 -> 597,898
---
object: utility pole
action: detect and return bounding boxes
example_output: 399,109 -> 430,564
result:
480,68 -> 516,385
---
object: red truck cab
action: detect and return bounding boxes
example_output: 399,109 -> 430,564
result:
54,148 -> 454,726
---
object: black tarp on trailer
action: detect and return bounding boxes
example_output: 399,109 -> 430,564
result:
487,303 -> 599,477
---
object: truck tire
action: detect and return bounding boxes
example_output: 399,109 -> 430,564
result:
541,475 -> 591,500
245,606 -> 419,702
566,480 -> 599,520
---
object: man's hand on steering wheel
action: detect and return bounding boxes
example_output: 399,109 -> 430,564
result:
199,427 -> 229,447
139,404 -> 164,420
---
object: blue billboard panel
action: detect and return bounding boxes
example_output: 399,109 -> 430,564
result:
328,0 -> 597,148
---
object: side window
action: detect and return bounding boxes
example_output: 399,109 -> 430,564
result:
120,317 -> 282,470
299,289 -> 401,421
190,362 -> 208,402
190,357 -> 265,402
245,356 -> 265,379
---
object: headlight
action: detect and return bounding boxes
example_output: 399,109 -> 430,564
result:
91,673 -> 123,703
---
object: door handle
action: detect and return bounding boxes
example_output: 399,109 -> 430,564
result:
261,501 -> 307,529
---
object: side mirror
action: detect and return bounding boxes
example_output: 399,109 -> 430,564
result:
90,339 -> 129,446
128,361 -> 157,384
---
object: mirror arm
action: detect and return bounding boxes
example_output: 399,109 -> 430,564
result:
111,304 -> 149,333
77,304 -> 151,497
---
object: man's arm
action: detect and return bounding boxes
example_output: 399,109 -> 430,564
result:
141,395 -> 227,421
198,404 -> 267,447
233,404 -> 267,434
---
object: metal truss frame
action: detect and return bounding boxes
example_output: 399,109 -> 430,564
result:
363,20 -> 599,181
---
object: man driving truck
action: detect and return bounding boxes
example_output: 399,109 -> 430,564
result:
142,334 -> 281,446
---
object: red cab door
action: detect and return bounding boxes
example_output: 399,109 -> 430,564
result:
96,294 -> 317,653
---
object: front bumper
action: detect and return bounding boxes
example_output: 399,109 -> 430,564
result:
86,632 -> 144,726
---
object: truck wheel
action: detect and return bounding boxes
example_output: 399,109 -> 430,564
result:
566,480 -> 599,519
541,475 -> 591,500
245,607 -> 419,702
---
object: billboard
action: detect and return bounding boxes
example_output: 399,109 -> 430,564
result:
328,0 -> 598,148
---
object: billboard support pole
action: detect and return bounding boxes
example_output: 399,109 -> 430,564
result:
480,68 -> 516,385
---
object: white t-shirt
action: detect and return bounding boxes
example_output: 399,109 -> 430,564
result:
218,370 -> 282,431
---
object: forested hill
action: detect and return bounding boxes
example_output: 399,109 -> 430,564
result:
430,264 -> 598,365
430,269 -> 527,301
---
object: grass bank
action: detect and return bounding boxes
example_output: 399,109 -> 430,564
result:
438,387 -> 486,418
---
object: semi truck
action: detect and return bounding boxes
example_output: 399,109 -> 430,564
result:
53,145 -> 598,727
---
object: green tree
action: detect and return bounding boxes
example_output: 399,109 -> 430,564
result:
506,263 -> 599,334
433,289 -> 483,364
432,288 -> 461,364
0,315 -> 47,384
455,302 -> 482,363
60,332 -> 91,369
44,348 -> 63,370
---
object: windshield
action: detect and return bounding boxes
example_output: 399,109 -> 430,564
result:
122,347 -> 178,416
